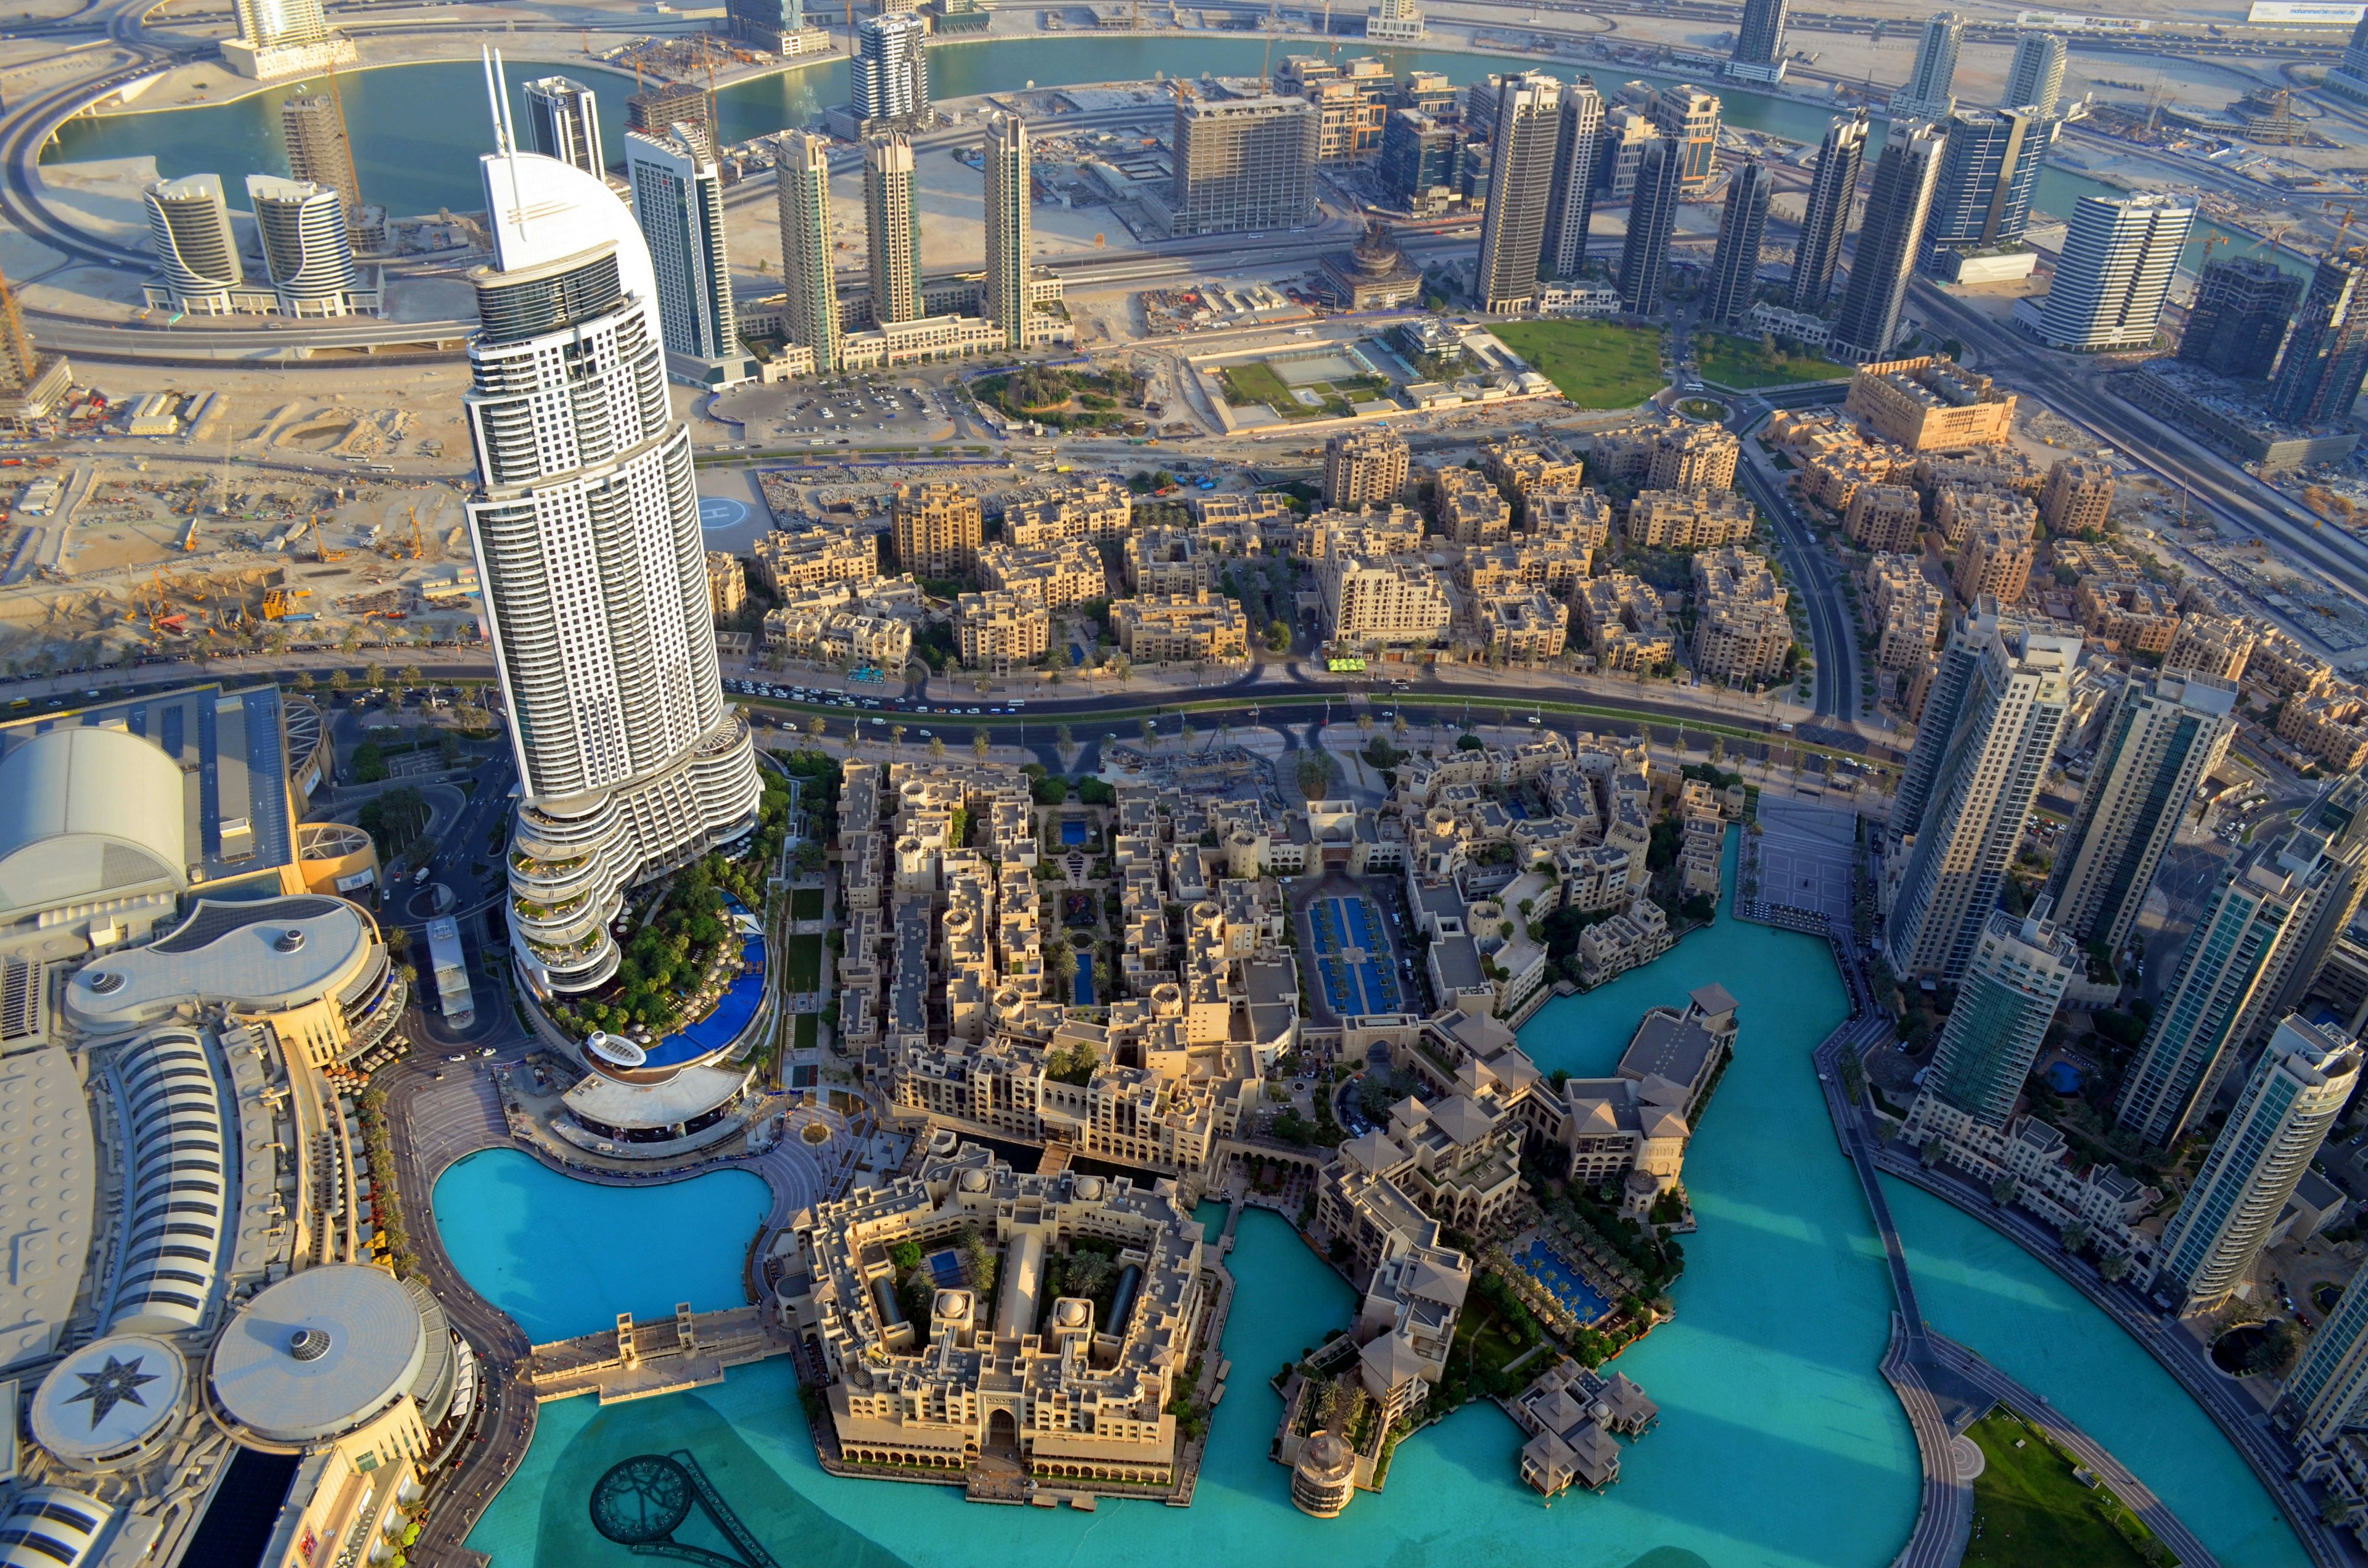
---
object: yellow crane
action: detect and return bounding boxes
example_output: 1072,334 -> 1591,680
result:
307,514 -> 345,563
409,506 -> 424,560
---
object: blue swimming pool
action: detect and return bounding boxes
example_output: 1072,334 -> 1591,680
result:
1514,1239 -> 1613,1326
1061,820 -> 1088,845
1074,950 -> 1095,1005
2045,1061 -> 2084,1094
640,901 -> 768,1069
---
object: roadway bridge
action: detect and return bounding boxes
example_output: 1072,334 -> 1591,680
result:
525,1302 -> 795,1405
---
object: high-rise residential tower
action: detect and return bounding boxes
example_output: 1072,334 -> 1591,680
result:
1616,137 -> 1682,316
2279,1265 -> 2368,1448
1906,905 -> 2076,1134
982,110 -> 1031,351
142,174 -> 244,314
728,0 -> 811,52
224,0 -> 353,78
1918,108 -> 2041,273
864,133 -> 921,326
2179,257 -> 2303,381
1366,0 -> 1425,44
775,128 -> 841,374
1646,83 -> 1720,197
1726,0 -> 1788,84
1889,14 -> 1963,120
2267,248 -> 2368,427
1791,111 -> 1866,312
2049,673 -> 2238,954
244,176 -> 361,316
2004,31 -> 2067,117
1540,78 -> 1603,280
462,91 -> 762,996
520,76 -> 607,178
1830,121 -> 1942,362
2230,776 -> 2368,1048
1166,96 -> 1318,238
280,85 -> 363,239
625,81 -> 717,158
1704,160 -> 1770,326
852,12 -> 930,129
627,126 -> 750,387
1884,610 -> 2080,983
2335,9 -> 2368,102
2154,1016 -> 2359,1315
2025,192 -> 2193,352
1474,72 -> 1561,314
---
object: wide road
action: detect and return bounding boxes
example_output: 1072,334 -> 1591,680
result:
1733,404 -> 1859,726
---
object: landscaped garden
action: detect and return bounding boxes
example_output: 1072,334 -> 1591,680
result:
972,363 -> 1143,432
1216,356 -> 1392,421
1490,319 -> 1667,408
1692,329 -> 1852,390
1963,1409 -> 2169,1568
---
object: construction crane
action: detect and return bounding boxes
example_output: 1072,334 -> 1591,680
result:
307,514 -> 345,563
408,506 -> 424,560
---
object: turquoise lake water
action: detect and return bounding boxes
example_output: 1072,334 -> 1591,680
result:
43,37 -> 2289,276
442,831 -> 2309,1566
429,1148 -> 770,1342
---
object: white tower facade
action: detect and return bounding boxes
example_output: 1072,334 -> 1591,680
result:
2025,192 -> 2195,351
1889,14 -> 1962,120
2005,31 -> 2066,118
776,128 -> 841,375
144,175 -> 243,312
522,77 -> 607,178
982,110 -> 1030,351
627,126 -> 751,387
464,79 -> 762,995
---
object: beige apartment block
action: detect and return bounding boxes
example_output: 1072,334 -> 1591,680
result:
1864,554 -> 1947,675
1475,589 -> 1570,663
956,589 -> 1051,673
707,550 -> 746,618
1004,476 -> 1135,546
1311,504 -> 1426,561
1575,573 -> 1674,673
2039,457 -> 2115,536
1480,436 -> 1584,507
977,538 -> 1106,609
2278,688 -> 2368,771
1914,448 -> 2047,498
1127,527 -> 1223,596
1191,490 -> 1295,536
1846,356 -> 2017,451
765,583 -> 916,668
1527,486 -> 1613,549
1935,486 -> 2037,549
2247,625 -> 2333,701
1803,446 -> 1913,512
1433,466 -> 1513,545
1953,527 -> 2036,605
1323,552 -> 1452,646
1690,547 -> 1791,688
1587,415 -> 1733,490
1846,483 -> 1923,553
1626,488 -> 1756,549
1323,428 -> 1411,508
752,523 -> 881,594
1114,589 -> 1251,663
2163,612 -> 2255,684
892,481 -> 983,579
2076,578 -> 2180,655
1460,540 -> 1590,599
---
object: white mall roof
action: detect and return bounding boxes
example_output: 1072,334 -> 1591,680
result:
0,728 -> 187,924
210,1264 -> 427,1444
0,1046 -> 94,1374
29,1333 -> 186,1466
64,895 -> 376,1036
563,1062 -> 749,1129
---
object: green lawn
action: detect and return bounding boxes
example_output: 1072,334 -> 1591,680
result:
794,1012 -> 818,1052
784,933 -> 823,991
1692,330 -> 1853,390
1964,1411 -> 2161,1568
1490,319 -> 1667,408
791,887 -> 824,921
1219,359 -> 1320,419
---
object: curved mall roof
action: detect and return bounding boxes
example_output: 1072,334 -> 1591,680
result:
210,1264 -> 429,1445
0,728 -> 187,921
64,895 -> 378,1035
30,1332 -> 188,1469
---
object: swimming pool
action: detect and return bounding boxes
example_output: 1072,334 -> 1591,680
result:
1514,1239 -> 1613,1326
1060,821 -> 1088,845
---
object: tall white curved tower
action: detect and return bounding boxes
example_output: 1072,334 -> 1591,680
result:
245,175 -> 358,315
463,69 -> 762,995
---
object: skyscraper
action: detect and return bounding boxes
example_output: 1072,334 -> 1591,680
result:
244,176 -> 360,316
1725,0 -> 1788,84
625,81 -> 717,158
727,0 -> 808,52
1884,611 -> 2080,984
1830,121 -> 1942,362
775,128 -> 841,375
2267,248 -> 2368,427
1918,108 -> 2041,273
1791,111 -> 1865,312
2154,1016 -> 2359,1315
1617,136 -> 1682,317
462,92 -> 762,996
520,76 -> 606,178
627,126 -> 749,386
851,12 -> 930,129
142,174 -> 244,314
1906,905 -> 2076,1133
1474,72 -> 1561,313
280,85 -> 362,237
224,0 -> 353,78
2179,256 -> 2303,381
1166,96 -> 1318,238
1645,83 -> 1720,198
982,110 -> 1030,351
2333,9 -> 2368,102
2004,31 -> 2067,117
2049,674 -> 2238,954
1704,160 -> 1770,326
1539,78 -> 1603,281
1889,14 -> 1963,120
1366,0 -> 1425,43
2230,776 -> 2368,1048
865,133 -> 921,326
2025,192 -> 2193,352
2279,1264 -> 2368,1448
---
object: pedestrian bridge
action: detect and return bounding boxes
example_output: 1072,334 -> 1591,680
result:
526,1303 -> 794,1405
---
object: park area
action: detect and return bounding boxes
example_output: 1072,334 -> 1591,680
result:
1692,330 -> 1852,390
1490,319 -> 1667,408
783,933 -> 823,991
1963,1410 -> 2169,1568
1216,348 -> 1393,422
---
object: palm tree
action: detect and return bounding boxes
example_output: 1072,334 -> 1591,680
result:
929,735 -> 947,762
1140,716 -> 1155,749
1179,717 -> 1195,753
807,716 -> 826,746
1392,713 -> 1408,742
1056,723 -> 1073,753
890,724 -> 906,750
972,730 -> 990,762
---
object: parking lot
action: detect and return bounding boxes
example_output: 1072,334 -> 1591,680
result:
716,377 -> 960,448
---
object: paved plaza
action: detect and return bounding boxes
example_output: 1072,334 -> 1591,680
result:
1754,797 -> 1860,925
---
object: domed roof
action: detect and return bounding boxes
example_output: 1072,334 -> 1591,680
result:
30,1332 -> 186,1469
1299,1429 -> 1357,1480
959,1169 -> 992,1192
210,1265 -> 428,1445
1055,1299 -> 1091,1327
0,728 -> 187,921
